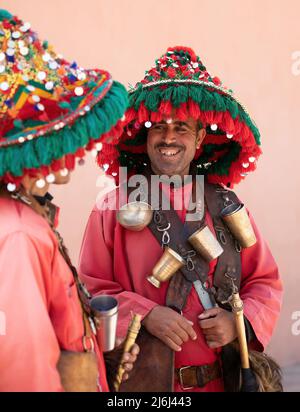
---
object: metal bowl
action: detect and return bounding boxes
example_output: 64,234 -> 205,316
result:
117,201 -> 153,231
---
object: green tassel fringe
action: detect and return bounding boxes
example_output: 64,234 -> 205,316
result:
129,84 -> 260,145
0,9 -> 13,22
0,81 -> 128,177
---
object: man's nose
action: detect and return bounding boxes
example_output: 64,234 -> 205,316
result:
162,126 -> 176,145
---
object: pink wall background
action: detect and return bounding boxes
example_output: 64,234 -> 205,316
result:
3,0 -> 300,368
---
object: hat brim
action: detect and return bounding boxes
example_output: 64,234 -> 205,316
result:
0,76 -> 128,181
98,82 -> 261,187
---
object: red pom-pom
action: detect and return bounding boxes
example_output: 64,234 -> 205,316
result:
212,76 -> 221,86
166,46 -> 197,62
166,67 -> 177,78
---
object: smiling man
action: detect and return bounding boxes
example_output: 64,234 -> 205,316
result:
147,118 -> 206,177
79,46 -> 283,392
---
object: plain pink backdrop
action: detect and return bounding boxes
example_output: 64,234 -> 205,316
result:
2,0 -> 300,368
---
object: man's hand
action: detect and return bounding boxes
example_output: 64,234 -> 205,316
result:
198,307 -> 237,349
142,305 -> 197,351
104,338 -> 140,388
120,341 -> 140,382
116,338 -> 140,382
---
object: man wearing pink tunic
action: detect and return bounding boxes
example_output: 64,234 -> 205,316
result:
0,9 -> 137,392
79,185 -> 282,392
79,46 -> 283,392
0,197 -> 111,391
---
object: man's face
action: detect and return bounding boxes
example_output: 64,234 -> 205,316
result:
146,117 -> 206,177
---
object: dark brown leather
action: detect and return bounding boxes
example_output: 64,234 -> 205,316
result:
119,327 -> 174,392
176,360 -> 222,390
147,178 -> 214,312
148,179 -> 242,312
204,184 -> 242,306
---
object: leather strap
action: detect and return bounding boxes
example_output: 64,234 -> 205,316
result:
146,176 -> 216,312
204,184 -> 242,306
176,360 -> 222,390
124,173 -> 242,311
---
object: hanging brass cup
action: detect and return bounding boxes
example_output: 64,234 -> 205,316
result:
188,226 -> 224,262
117,201 -> 153,231
147,247 -> 185,288
221,203 -> 257,248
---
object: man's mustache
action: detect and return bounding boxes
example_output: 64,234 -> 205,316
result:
155,143 -> 185,150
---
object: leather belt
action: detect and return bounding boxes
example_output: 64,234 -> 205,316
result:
176,360 -> 222,390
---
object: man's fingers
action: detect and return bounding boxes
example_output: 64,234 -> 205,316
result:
166,330 -> 184,347
172,324 -> 190,343
122,343 -> 140,363
115,337 -> 124,347
198,308 -> 221,320
199,316 -> 219,329
130,343 -> 140,356
164,336 -> 182,352
201,326 -> 217,335
206,340 -> 222,349
122,352 -> 137,364
203,333 -> 219,342
122,372 -> 129,381
178,318 -> 197,340
123,362 -> 133,372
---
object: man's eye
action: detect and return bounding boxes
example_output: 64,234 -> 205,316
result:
176,127 -> 188,133
152,125 -> 164,131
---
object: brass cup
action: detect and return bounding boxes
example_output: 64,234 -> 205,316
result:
117,201 -> 153,231
147,247 -> 185,288
221,203 -> 257,248
188,226 -> 224,262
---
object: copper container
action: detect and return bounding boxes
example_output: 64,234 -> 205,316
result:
117,201 -> 153,231
221,203 -> 257,248
147,247 -> 185,288
188,225 -> 224,262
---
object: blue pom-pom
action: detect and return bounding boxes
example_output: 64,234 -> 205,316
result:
5,99 -> 13,108
68,74 -> 77,83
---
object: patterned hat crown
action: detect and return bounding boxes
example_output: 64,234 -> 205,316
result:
0,9 -> 128,184
138,46 -> 225,91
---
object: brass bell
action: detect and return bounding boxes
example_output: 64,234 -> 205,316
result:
188,226 -> 224,262
117,201 -> 153,231
147,247 -> 185,288
221,203 -> 257,248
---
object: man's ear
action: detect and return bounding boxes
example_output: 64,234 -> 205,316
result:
196,128 -> 206,149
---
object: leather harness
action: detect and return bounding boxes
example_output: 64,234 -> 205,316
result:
124,172 -> 243,390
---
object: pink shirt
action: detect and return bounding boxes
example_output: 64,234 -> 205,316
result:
79,185 -> 283,392
0,197 -> 108,392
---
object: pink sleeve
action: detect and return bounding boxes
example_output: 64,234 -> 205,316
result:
240,212 -> 283,351
79,207 -> 157,337
0,232 -> 63,392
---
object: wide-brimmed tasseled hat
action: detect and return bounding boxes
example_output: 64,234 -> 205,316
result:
0,9 -> 128,188
98,46 -> 262,187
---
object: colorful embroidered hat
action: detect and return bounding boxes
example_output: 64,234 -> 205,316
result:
98,46 -> 262,187
0,9 -> 128,187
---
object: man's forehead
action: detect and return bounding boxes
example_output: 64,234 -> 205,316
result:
155,117 -> 196,126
